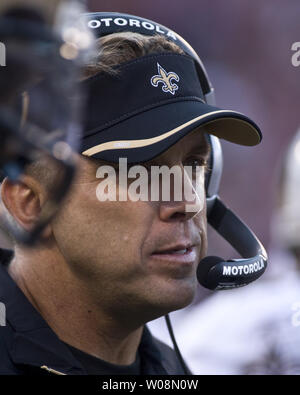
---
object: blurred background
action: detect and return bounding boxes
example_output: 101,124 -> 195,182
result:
1,0 -> 300,374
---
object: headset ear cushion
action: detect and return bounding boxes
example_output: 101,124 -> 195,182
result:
205,135 -> 223,199
205,134 -> 214,196
205,158 -> 212,197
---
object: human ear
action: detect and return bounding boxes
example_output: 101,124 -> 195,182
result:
1,175 -> 51,239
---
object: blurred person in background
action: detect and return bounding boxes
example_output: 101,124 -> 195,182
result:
149,127 -> 300,374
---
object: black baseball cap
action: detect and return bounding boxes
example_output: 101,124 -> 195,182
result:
81,52 -> 262,163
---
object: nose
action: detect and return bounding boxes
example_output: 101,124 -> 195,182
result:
158,165 -> 205,222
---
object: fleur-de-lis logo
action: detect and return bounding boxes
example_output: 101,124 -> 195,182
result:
150,63 -> 180,95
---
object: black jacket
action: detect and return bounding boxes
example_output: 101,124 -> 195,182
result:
0,249 -> 188,375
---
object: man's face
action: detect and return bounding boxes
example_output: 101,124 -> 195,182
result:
52,129 -> 209,322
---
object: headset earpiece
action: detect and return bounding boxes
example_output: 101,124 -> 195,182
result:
205,134 -> 223,214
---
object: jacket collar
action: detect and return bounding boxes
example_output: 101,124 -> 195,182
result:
0,249 -> 85,375
0,249 -> 169,375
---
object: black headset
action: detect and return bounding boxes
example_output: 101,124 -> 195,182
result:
84,12 -> 268,374
84,11 -> 268,291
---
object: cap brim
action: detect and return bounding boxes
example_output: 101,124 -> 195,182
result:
82,100 -> 262,163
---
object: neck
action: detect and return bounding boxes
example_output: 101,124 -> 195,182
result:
8,245 -> 143,366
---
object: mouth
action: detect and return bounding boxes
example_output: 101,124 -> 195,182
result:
150,245 -> 198,265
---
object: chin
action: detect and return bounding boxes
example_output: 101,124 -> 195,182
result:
167,290 -> 195,311
150,278 -> 197,316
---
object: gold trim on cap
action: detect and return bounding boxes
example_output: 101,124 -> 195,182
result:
82,110 -> 260,157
